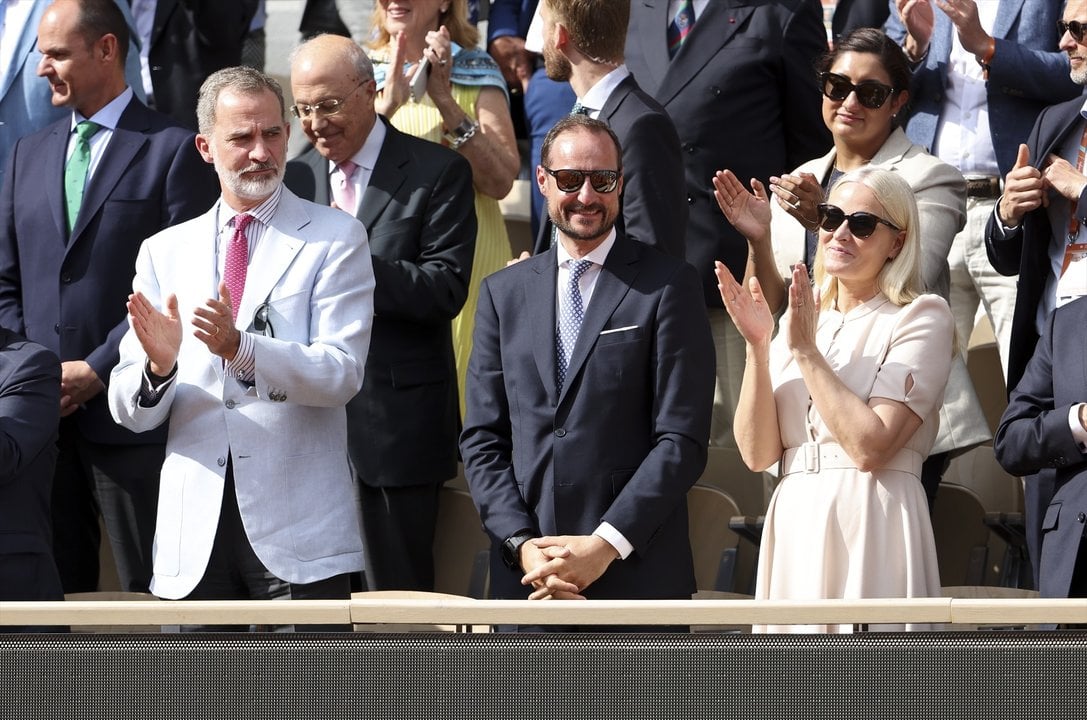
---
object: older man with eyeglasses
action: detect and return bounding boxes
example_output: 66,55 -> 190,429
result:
985,0 -> 1087,592
283,33 -> 477,593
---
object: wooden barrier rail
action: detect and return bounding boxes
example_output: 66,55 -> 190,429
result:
2,597 -> 1086,628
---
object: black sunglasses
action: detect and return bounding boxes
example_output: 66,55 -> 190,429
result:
819,72 -> 896,110
817,204 -> 902,238
1058,19 -> 1087,41
543,167 -> 620,193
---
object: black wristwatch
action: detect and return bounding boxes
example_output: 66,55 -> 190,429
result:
501,531 -> 535,570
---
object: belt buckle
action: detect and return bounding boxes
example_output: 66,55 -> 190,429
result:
803,442 -> 819,473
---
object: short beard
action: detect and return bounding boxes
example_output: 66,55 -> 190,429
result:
551,202 -> 615,242
217,160 -> 283,201
543,44 -> 572,82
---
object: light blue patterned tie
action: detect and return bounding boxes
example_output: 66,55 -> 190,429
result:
556,259 -> 593,392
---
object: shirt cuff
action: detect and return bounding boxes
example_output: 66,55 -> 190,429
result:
994,200 -> 1021,236
225,331 -> 256,384
593,521 -> 633,560
138,361 -> 177,407
1069,404 -> 1087,451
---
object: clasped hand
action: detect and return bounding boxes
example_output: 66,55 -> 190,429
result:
519,535 -> 619,600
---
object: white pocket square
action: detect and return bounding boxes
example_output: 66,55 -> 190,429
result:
600,325 -> 638,335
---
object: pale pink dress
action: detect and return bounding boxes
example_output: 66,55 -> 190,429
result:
755,293 -> 952,633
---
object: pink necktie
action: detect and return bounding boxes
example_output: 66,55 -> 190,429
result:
225,214 -> 253,320
333,160 -> 358,213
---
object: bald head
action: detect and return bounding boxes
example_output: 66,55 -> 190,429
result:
290,34 -> 378,164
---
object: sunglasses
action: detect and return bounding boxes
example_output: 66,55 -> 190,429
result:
817,204 -> 902,238
818,72 -> 896,110
543,167 -> 620,193
1058,19 -> 1087,41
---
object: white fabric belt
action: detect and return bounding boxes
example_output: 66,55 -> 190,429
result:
780,442 -> 923,477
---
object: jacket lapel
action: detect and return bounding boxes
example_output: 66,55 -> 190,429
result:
598,75 -> 633,120
528,250 -> 560,403
44,123 -> 70,244
359,121 -> 408,230
235,189 -> 307,327
870,127 -> 914,167
1039,100 -> 1086,161
655,0 -> 752,107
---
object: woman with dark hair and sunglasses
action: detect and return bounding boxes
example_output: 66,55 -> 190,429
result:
714,167 -> 952,632
716,26 -> 988,510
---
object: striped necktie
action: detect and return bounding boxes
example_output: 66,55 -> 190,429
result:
667,0 -> 696,59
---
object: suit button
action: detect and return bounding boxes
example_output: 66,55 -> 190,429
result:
54,323 -> 60,334
554,428 -> 567,438
1078,512 -> 1086,523
710,86 -> 722,97
217,457 -> 227,467
61,273 -> 71,283
683,143 -> 695,154
687,195 -> 694,204
225,399 -> 236,409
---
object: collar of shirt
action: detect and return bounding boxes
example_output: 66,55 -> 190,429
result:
66,86 -> 134,179
1079,96 -> 1087,120
327,115 -> 387,184
579,65 -> 630,118
555,228 -> 617,310
216,183 -> 282,237
72,86 -> 133,132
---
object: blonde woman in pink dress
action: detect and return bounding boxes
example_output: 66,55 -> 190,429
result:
715,167 -> 952,632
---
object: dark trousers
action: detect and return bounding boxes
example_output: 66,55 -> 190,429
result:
183,465 -> 351,631
360,482 -> 441,591
52,419 -> 161,593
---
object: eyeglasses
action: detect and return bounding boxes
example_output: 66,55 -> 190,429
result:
818,72 -> 896,110
543,167 -> 620,193
817,203 -> 902,238
1058,19 -> 1087,41
290,81 -> 367,119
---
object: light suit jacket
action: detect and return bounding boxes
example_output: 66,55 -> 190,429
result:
768,127 -> 988,456
109,188 -> 375,599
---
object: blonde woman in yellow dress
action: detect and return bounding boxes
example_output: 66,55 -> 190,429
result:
368,1 -> 520,415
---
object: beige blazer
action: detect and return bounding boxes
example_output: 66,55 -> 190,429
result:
768,127 -> 990,455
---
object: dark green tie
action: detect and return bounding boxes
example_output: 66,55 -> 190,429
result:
64,120 -> 102,233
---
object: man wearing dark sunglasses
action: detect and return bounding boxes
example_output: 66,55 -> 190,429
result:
529,0 -> 687,260
985,0 -> 1087,591
461,114 -> 714,610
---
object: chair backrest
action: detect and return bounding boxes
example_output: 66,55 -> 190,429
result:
932,482 -> 991,586
686,484 -> 742,592
433,486 -> 490,598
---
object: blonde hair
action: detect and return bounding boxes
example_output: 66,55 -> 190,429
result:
813,166 -> 923,310
369,0 -> 479,52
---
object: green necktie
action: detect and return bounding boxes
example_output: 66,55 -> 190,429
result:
64,120 -> 102,233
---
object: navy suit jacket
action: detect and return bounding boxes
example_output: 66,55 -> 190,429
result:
886,0 -> 1081,176
625,0 -> 831,304
284,120 -> 477,488
0,96 -> 218,445
460,233 -> 715,600
984,97 -> 1084,393
533,74 -> 688,259
994,296 -> 1087,597
0,328 -> 62,601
